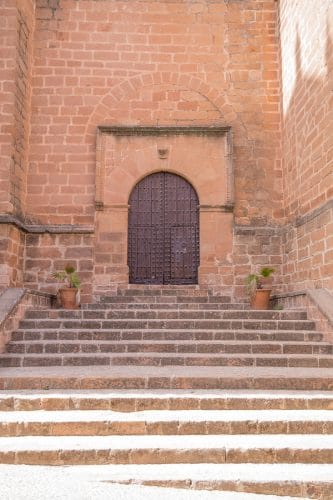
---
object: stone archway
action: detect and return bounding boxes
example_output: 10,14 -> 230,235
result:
93,126 -> 234,295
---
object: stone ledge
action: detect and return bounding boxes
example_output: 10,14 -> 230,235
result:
295,199 -> 333,227
272,289 -> 333,342
0,288 -> 55,352
0,215 -> 94,234
272,289 -> 333,327
98,125 -> 231,136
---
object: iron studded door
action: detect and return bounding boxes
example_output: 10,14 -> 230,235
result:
128,172 -> 199,284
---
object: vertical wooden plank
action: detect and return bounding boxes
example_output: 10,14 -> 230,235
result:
128,172 -> 199,284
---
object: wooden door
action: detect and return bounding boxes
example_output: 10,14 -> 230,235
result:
128,172 -> 199,284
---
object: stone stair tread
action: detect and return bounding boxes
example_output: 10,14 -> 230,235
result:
1,408 -> 333,423
0,464 -> 315,500
1,352 -> 332,358
1,388 -> 332,409
8,339 -> 331,347
84,303 -> 248,310
97,297 -> 235,303
14,327 -> 322,334
1,389 -> 332,411
27,308 -> 307,315
1,365 -> 333,378
1,388 -> 332,399
20,318 -> 315,324
1,433 -> 333,451
29,462 -> 332,482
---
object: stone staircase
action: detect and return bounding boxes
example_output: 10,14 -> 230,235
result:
0,285 -> 332,498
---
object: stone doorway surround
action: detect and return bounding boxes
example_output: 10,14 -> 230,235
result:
94,126 -> 234,295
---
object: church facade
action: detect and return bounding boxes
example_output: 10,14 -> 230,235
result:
0,0 -> 332,303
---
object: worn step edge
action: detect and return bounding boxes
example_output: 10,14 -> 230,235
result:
25,310 -> 308,318
19,319 -> 316,327
13,327 -> 323,334
8,339 -> 331,346
84,303 -> 249,309
1,409 -> 333,436
0,434 -> 333,464
80,463 -> 333,498
2,355 -> 333,370
7,340 -> 332,356
2,353 -> 333,370
0,352 -> 331,359
0,464 -> 314,500
1,389 -> 332,411
1,365 -> 333,390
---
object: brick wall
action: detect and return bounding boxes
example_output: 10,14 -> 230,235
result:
0,0 -> 34,289
24,232 -> 94,303
279,0 -> 333,291
27,0 -> 282,226
0,0 -> 35,216
0,224 -> 25,289
11,0 -> 35,216
0,0 -> 16,214
281,203 -> 333,291
232,226 -> 282,300
0,0 -> 331,301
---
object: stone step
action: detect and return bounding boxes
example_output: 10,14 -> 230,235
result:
1,352 -> 333,368
83,302 -> 248,310
38,463 -> 331,498
115,283 -> 205,292
1,409 -> 333,436
1,365 -> 333,390
99,296 -> 232,303
18,318 -> 317,331
0,434 -> 332,464
24,309 -> 308,321
114,288 -> 215,297
7,340 -> 333,355
0,464 -> 311,500
117,285 -> 203,291
105,287 -> 227,298
11,329 -> 324,343
1,389 -> 332,411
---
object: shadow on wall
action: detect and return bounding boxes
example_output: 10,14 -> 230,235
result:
280,9 -> 333,291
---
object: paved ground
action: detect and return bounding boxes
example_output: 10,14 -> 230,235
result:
0,465 -> 305,500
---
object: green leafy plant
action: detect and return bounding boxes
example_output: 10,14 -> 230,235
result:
245,267 -> 275,294
52,265 -> 81,289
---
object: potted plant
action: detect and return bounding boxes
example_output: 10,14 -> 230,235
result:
245,267 -> 275,310
52,265 -> 81,309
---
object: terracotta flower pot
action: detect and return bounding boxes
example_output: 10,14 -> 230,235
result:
250,289 -> 272,310
59,288 -> 78,309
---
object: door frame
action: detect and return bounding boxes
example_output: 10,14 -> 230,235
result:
94,126 -> 234,290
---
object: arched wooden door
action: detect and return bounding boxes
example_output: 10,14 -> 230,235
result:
128,172 -> 199,284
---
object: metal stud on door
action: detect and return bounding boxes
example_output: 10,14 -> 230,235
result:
128,172 -> 199,284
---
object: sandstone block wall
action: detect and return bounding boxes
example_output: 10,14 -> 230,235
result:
0,0 -> 34,290
279,0 -> 333,291
24,0 -> 283,298
0,224 -> 25,288
27,0 -> 282,227
0,0 -> 331,300
0,0 -> 34,216
24,232 -> 94,303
